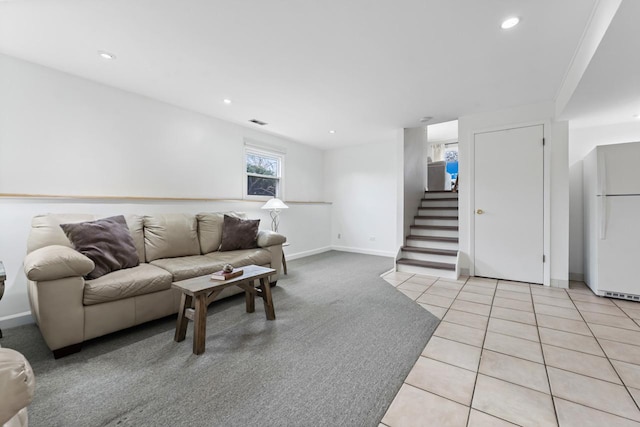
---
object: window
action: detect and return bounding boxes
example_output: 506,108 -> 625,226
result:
244,145 -> 284,199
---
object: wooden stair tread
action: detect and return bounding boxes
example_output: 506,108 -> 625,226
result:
401,246 -> 458,256
411,225 -> 458,231
419,207 -> 459,210
415,215 -> 459,220
424,191 -> 456,193
397,258 -> 456,271
406,235 -> 459,242
421,197 -> 458,202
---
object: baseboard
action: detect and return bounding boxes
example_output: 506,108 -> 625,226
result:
286,246 -> 332,261
460,268 -> 470,277
331,246 -> 396,258
551,279 -> 569,289
0,311 -> 34,329
569,272 -> 584,282
380,268 -> 395,277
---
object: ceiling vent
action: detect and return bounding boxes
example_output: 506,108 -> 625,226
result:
249,119 -> 268,126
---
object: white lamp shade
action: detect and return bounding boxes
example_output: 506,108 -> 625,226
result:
261,198 -> 289,210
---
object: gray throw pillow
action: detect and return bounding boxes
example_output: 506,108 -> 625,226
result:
60,215 -> 140,279
219,215 -> 260,252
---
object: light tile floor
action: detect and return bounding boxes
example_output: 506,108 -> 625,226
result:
379,272 -> 640,427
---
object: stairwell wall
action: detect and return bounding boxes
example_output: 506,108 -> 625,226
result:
403,127 -> 429,242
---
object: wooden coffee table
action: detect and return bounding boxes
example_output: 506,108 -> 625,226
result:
172,265 -> 277,355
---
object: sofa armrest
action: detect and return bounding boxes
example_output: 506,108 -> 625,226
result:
257,230 -> 286,248
0,348 -> 35,426
24,245 -> 94,281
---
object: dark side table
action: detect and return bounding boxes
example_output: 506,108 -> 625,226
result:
0,261 -> 5,338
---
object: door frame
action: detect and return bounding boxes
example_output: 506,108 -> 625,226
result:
468,120 -> 551,286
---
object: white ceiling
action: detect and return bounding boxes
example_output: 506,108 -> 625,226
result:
0,0 -> 597,149
561,0 -> 640,129
428,120 -> 458,143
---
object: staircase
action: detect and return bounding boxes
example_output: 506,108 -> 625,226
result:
396,191 -> 460,279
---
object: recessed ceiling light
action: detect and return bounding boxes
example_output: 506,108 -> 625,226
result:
98,50 -> 116,60
501,17 -> 520,30
329,130 -> 336,134
223,99 -> 232,104
420,116 -> 433,123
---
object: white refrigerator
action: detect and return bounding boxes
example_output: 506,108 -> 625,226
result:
583,141 -> 640,299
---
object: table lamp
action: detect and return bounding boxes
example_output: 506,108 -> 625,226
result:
261,198 -> 288,233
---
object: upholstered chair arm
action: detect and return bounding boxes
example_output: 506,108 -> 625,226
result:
0,348 -> 35,426
256,230 -> 286,248
24,245 -> 94,281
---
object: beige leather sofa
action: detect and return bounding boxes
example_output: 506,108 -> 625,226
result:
23,212 -> 285,358
0,348 -> 34,427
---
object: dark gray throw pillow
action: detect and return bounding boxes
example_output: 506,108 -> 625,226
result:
60,215 -> 140,279
219,215 -> 260,252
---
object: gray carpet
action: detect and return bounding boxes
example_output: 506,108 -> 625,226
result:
1,251 -> 439,427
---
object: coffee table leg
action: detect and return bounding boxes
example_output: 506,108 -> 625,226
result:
193,294 -> 207,355
175,293 -> 192,342
260,277 -> 276,320
282,252 -> 288,275
245,280 -> 255,313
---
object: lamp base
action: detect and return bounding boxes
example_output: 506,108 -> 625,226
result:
270,209 -> 280,233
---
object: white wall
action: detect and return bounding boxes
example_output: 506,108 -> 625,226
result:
0,54 -> 331,326
458,102 -> 569,287
403,128 -> 428,240
0,54 -> 324,201
569,161 -> 584,280
567,121 -> 640,279
569,121 -> 640,165
324,140 -> 401,257
550,121 -> 569,286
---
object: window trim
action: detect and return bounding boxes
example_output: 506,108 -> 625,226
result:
243,144 -> 285,200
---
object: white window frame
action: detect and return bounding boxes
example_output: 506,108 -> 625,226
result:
243,143 -> 285,200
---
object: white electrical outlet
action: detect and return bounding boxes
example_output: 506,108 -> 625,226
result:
369,236 -> 376,241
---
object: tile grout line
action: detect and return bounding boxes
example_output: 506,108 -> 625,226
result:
380,273 -> 468,426
530,284 -> 561,427
565,287 -> 640,414
611,299 -> 640,328
404,276 -> 471,423
465,279 -> 498,427
383,276 -> 640,426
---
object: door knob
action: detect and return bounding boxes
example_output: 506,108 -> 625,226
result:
476,209 -> 484,214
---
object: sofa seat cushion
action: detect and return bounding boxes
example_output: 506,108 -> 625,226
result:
83,263 -> 172,306
150,249 -> 272,282
204,248 -> 271,270
150,255 -> 224,282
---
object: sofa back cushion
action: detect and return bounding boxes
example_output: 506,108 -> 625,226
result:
143,214 -> 200,262
197,212 -> 246,254
124,215 -> 145,262
28,214 -> 146,261
28,214 -> 96,254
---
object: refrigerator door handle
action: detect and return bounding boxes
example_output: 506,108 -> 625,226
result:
599,153 -> 607,240
599,195 -> 607,240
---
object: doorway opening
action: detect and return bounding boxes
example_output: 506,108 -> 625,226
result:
427,120 -> 458,191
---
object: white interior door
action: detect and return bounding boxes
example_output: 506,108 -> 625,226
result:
474,125 -> 544,284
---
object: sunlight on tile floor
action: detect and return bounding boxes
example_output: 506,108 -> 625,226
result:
379,272 -> 640,427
